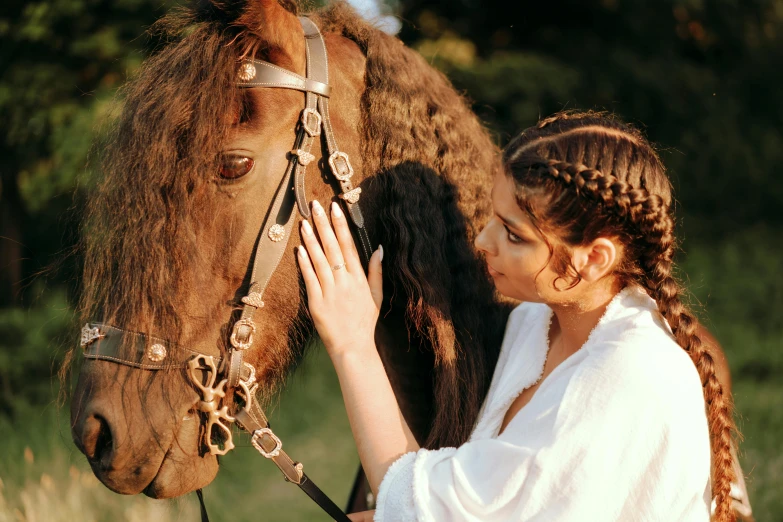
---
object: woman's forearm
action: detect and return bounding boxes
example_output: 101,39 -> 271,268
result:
331,344 -> 420,494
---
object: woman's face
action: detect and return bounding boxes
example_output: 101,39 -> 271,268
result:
474,172 -> 562,303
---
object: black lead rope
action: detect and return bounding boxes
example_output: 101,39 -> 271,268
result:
196,488 -> 209,522
196,481 -> 351,522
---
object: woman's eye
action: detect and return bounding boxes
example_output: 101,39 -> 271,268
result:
218,155 -> 254,179
504,225 -> 523,244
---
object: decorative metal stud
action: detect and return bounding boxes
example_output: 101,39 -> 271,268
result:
238,62 -> 257,82
339,187 -> 362,204
147,343 -> 167,362
328,151 -> 354,182
186,355 -> 235,456
268,224 -> 285,242
290,149 -> 316,166
241,292 -> 265,309
80,324 -> 105,348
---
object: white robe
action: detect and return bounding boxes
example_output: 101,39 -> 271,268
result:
375,286 -> 711,521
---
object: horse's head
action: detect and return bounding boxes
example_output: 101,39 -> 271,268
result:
70,0 -> 507,501
70,0 -> 372,498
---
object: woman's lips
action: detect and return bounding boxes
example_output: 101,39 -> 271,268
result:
486,262 -> 502,277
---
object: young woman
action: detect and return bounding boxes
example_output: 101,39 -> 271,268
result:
297,112 -> 737,521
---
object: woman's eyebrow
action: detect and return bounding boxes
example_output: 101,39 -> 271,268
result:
496,212 -> 524,230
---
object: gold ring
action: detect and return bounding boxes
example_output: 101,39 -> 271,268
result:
331,263 -> 346,271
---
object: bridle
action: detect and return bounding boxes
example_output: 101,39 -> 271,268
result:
79,17 -> 371,522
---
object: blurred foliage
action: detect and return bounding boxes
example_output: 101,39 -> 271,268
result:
0,287 -> 73,415
401,0 -> 783,233
0,0 -> 173,309
0,0 -> 781,518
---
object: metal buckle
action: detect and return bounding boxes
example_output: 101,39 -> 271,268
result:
187,355 -> 236,456
251,427 -> 282,458
300,108 -> 322,137
328,151 -> 354,182
230,317 -> 256,350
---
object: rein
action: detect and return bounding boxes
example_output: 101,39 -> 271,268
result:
79,17 -> 371,522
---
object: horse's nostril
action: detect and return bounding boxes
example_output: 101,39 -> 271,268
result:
82,414 -> 113,466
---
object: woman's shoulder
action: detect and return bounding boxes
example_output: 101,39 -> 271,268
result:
579,311 -> 704,412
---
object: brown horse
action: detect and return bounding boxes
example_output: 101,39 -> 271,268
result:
68,0 -> 747,517
69,0 -> 507,503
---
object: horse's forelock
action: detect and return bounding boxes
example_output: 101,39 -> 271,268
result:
79,12 -> 244,343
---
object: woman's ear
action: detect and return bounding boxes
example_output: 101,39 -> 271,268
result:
572,238 -> 619,282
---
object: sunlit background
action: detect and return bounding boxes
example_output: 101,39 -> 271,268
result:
1,0 -> 781,520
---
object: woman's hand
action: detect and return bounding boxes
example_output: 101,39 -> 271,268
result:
297,200 -> 383,359
347,510 -> 375,521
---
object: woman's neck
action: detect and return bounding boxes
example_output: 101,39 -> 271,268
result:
548,284 -> 622,356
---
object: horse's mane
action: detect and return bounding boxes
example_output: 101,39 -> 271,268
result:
315,3 -> 510,447
76,0 -> 510,448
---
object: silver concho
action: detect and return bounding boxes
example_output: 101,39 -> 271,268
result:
80,324 -> 104,348
238,62 -> 257,82
268,224 -> 285,242
147,343 -> 167,363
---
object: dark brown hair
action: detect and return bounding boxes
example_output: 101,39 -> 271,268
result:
504,111 -> 736,521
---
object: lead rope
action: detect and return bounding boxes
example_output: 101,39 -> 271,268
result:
196,488 -> 209,522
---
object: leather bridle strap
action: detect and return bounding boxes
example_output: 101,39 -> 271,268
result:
80,16 -> 365,522
221,16 -> 365,522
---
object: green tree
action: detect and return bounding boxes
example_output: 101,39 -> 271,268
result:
396,0 -> 783,235
0,0 -> 173,307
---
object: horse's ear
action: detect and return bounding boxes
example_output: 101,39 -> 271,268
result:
235,0 -> 306,75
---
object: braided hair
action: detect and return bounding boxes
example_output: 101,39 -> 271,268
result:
505,111 -> 736,521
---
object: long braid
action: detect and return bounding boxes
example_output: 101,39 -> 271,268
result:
634,199 -> 737,522
524,157 -> 737,521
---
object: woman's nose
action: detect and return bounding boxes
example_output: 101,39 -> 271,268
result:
474,221 -> 496,255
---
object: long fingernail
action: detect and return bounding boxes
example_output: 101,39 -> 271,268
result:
302,220 -> 313,235
312,200 -> 324,217
331,201 -> 343,218
298,245 -> 307,258
378,244 -> 384,262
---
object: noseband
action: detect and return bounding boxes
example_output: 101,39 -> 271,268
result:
79,17 -> 369,522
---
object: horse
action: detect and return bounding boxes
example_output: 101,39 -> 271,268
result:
68,0 -> 749,518
68,0 -> 507,509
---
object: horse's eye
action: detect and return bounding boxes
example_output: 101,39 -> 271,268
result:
218,155 -> 254,180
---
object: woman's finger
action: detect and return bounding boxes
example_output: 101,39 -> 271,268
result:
296,245 -> 323,302
300,219 -> 333,288
347,510 -> 375,522
311,200 -> 346,272
367,245 -> 383,309
331,202 -> 363,273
